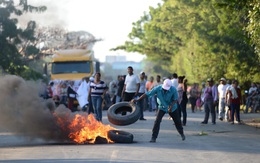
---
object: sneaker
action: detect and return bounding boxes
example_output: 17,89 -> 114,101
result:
219,118 -> 223,121
181,134 -> 185,141
149,137 -> 156,143
201,121 -> 207,124
139,118 -> 147,121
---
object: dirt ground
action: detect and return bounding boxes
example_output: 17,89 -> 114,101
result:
241,112 -> 260,128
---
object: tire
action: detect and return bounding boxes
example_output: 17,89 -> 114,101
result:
108,130 -> 134,143
107,102 -> 140,126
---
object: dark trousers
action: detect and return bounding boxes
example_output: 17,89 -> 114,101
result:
203,99 -> 216,123
123,92 -> 136,102
178,100 -> 187,125
137,93 -> 145,119
152,109 -> 184,139
230,103 -> 241,122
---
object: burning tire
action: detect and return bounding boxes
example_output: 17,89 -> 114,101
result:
107,102 -> 140,126
108,130 -> 134,143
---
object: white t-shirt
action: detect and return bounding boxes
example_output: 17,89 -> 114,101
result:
139,79 -> 146,93
125,74 -> 140,93
218,84 -> 229,99
249,87 -> 257,95
171,78 -> 178,89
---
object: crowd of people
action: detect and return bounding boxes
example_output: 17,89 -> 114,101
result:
40,65 -> 259,142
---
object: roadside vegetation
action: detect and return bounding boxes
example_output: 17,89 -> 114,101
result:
112,0 -> 260,88
0,0 -> 259,89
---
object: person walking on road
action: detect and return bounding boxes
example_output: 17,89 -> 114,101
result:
217,78 -> 229,121
226,80 -> 242,124
89,72 -> 107,122
131,79 -> 185,142
201,78 -> 218,125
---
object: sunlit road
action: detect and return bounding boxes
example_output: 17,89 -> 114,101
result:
0,109 -> 259,163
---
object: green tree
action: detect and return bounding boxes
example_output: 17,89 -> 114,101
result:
112,0 -> 259,86
216,0 -> 260,58
0,0 -> 46,79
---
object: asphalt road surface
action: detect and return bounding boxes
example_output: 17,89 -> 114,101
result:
0,109 -> 259,163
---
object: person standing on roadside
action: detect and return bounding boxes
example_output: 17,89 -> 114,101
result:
227,80 -> 242,124
217,78 -> 229,121
137,71 -> 147,120
131,79 -> 185,143
201,78 -> 218,125
189,83 -> 199,113
121,66 -> 140,102
153,75 -> 163,113
116,75 -> 125,103
178,77 -> 188,126
146,76 -> 156,112
89,72 -> 107,122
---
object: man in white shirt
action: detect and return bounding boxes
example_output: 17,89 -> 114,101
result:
218,78 -> 229,121
122,66 -> 140,102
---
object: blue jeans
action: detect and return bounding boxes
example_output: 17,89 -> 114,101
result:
137,93 -> 145,119
116,95 -> 121,103
245,96 -> 252,113
218,98 -> 226,119
91,96 -> 103,121
149,95 -> 156,111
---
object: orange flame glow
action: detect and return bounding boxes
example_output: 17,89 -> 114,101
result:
55,113 -> 115,144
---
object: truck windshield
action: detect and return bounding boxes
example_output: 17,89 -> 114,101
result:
52,61 -> 91,74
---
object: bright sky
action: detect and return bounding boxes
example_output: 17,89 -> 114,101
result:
23,0 -> 162,62
66,0 -> 162,62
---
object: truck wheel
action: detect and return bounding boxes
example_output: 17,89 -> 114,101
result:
108,130 -> 133,143
107,102 -> 140,126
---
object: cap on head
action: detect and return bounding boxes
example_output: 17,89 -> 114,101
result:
207,78 -> 214,82
140,71 -> 145,75
220,77 -> 226,82
162,79 -> 172,90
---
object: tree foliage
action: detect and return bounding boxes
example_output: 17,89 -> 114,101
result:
112,0 -> 259,86
0,0 -> 46,79
215,0 -> 260,57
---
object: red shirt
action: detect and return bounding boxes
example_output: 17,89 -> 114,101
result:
230,87 -> 241,104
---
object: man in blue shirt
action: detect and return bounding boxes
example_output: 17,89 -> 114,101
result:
132,79 -> 185,142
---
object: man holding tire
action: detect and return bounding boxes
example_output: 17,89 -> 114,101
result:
132,79 -> 185,142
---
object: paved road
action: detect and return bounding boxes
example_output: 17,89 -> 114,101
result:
0,109 -> 259,163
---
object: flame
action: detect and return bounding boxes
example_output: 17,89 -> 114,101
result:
54,112 -> 115,144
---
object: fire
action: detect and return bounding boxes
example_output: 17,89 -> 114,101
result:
55,112 -> 115,144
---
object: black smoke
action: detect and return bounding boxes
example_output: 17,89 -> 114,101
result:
0,75 -> 75,142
